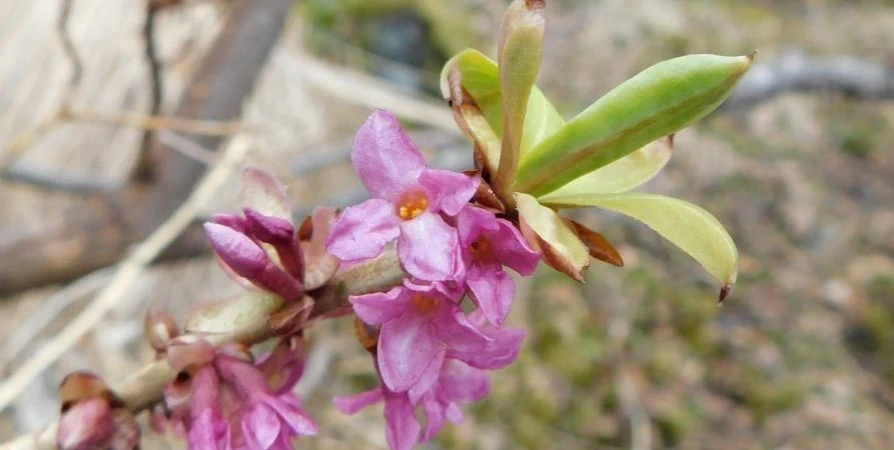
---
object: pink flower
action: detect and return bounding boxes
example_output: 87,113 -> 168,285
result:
456,206 -> 540,326
419,359 -> 490,441
215,355 -> 319,450
187,366 -> 228,450
335,386 -> 420,450
351,281 -> 490,394
326,110 -> 479,281
332,357 -> 498,449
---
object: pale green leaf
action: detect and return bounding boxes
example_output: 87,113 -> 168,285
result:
440,49 -> 564,160
515,192 -> 590,280
539,136 -> 673,200
494,0 -> 546,191
543,193 -> 738,286
515,53 -> 754,197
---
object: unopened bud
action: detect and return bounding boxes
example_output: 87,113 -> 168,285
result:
244,208 -> 305,281
57,398 -> 115,450
145,308 -> 179,352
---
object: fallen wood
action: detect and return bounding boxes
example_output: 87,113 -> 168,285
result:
0,0 -> 295,296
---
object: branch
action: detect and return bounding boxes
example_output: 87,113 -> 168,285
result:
0,0 -> 295,296
0,252 -> 406,450
722,50 -> 894,110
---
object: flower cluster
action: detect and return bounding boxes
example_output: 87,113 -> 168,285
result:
157,337 -> 317,450
326,110 -> 540,449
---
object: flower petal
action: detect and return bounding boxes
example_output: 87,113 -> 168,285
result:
352,110 -> 427,201
397,212 -> 459,281
383,393 -> 421,450
326,198 -> 400,262
408,350 -> 446,404
490,218 -> 540,275
350,286 -> 411,326
244,404 -> 281,450
466,266 -> 515,326
333,388 -> 384,415
418,169 -> 479,216
432,304 -> 491,351
265,394 -> 319,436
378,312 -> 442,392
439,360 -> 490,403
421,396 -> 446,441
449,323 -> 525,370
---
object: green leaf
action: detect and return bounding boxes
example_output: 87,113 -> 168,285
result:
515,192 -> 590,280
538,135 -> 673,200
441,50 -> 503,175
543,193 -> 738,287
515,53 -> 754,197
494,0 -> 546,192
440,49 -> 564,170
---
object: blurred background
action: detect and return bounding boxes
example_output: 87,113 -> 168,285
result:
1,0 -> 893,448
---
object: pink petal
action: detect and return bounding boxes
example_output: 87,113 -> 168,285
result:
407,350 -> 446,404
445,403 -> 465,424
204,222 -> 268,277
455,206 -> 499,245
352,110 -> 427,201
265,394 -> 319,436
244,405 -> 281,450
448,325 -> 525,370
378,312 -> 442,392
466,266 -> 515,326
397,212 -> 459,281
326,198 -> 400,262
350,286 -> 411,325
439,360 -> 490,403
333,388 -> 384,414
432,305 -> 491,352
421,396 -> 446,441
490,219 -> 540,276
383,393 -> 421,450
418,169 -> 479,216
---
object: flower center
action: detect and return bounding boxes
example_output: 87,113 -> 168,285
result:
396,192 -> 428,220
410,294 -> 439,315
469,237 -> 491,262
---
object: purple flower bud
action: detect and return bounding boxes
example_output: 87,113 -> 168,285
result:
244,208 -> 305,281
204,222 -> 303,301
57,398 -> 115,450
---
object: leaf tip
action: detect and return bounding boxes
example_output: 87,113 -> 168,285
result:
718,284 -> 734,304
746,50 -> 758,62
525,0 -> 545,10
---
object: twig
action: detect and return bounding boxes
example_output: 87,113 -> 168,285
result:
723,50 -> 894,110
0,269 -> 112,372
64,108 -> 246,136
135,1 -> 165,178
0,134 -> 252,413
295,54 -> 457,132
0,251 -> 405,450
56,0 -> 82,105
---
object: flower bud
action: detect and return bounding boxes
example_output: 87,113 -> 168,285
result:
145,307 -> 179,352
57,398 -> 115,450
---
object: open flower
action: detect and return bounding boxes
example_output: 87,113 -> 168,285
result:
456,205 -> 539,325
350,281 -> 490,394
326,110 -> 478,281
215,355 -> 319,450
419,359 -> 490,441
334,386 -> 420,450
